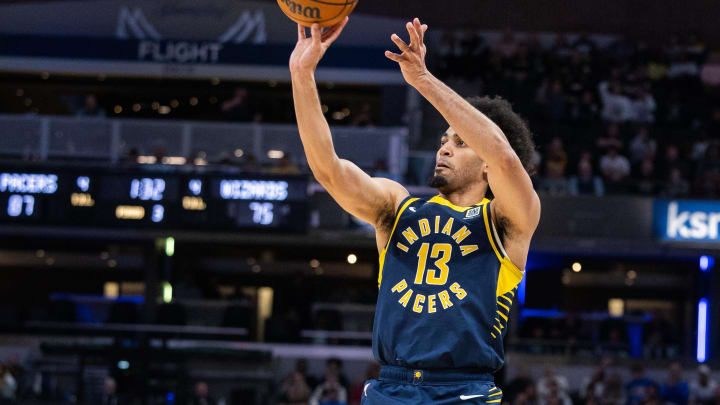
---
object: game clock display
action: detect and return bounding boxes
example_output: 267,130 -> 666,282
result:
0,165 -> 308,233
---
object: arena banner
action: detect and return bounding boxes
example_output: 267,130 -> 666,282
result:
0,34 -> 402,83
653,200 -> 720,242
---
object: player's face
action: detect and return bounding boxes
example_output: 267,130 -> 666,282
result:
429,128 -> 487,192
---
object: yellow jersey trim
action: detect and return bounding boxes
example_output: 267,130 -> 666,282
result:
378,197 -> 419,288
427,195 -> 491,212
482,202 -> 503,262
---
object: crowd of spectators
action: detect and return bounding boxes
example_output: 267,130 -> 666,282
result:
274,359 -> 380,405
516,310 -> 680,360
432,30 -> 720,198
505,361 -> 720,405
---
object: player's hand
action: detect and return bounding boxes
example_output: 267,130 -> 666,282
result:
289,18 -> 349,75
385,18 -> 429,88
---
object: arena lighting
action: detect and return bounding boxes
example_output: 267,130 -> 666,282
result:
267,150 -> 285,159
117,360 -> 130,370
347,253 -> 357,264
700,255 -> 714,272
697,298 -> 708,363
165,237 -> 175,257
162,282 -> 173,304
571,262 -> 582,272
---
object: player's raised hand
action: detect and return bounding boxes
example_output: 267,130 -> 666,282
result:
385,18 -> 429,88
290,17 -> 349,75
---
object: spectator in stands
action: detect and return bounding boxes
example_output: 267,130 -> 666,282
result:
600,146 -> 631,192
191,381 -> 216,405
295,359 -> 319,390
597,124 -> 625,155
629,127 -> 657,165
581,365 -> 607,403
349,362 -> 380,405
661,362 -> 690,405
598,81 -> 633,123
493,28 -> 518,59
659,145 -> 688,182
569,154 -> 605,196
539,379 -> 572,405
626,364 -> 656,405
509,373 -> 538,405
605,375 -> 627,405
537,368 -> 570,404
569,90 -> 601,125
0,363 -> 17,403
277,372 -> 312,405
669,54 -> 699,78
700,51 -> 720,88
76,94 -> 106,118
662,167 -> 690,198
644,383 -> 663,405
309,373 -> 347,405
540,137 -> 569,195
635,158 -> 659,195
629,88 -> 656,124
690,365 -> 718,405
100,377 -> 120,405
694,143 -> 720,197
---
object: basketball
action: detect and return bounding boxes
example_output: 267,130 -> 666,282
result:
277,0 -> 358,27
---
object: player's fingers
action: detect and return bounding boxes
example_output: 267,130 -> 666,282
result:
322,16 -> 348,45
406,21 -> 420,50
420,24 -> 428,43
391,34 -> 409,52
384,50 -> 404,63
311,23 -> 322,45
413,18 -> 424,43
298,24 -> 306,40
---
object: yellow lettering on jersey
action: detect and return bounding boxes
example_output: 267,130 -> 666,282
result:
438,290 -> 453,309
441,217 -> 454,235
391,279 -> 407,293
450,282 -> 467,300
402,227 -> 419,245
413,294 -> 425,313
418,218 -> 431,236
434,216 -> 440,233
396,242 -> 409,252
427,294 -> 437,313
460,245 -> 479,256
451,226 -> 471,244
398,289 -> 413,307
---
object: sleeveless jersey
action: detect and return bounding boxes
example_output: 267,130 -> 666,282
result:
372,195 -> 525,371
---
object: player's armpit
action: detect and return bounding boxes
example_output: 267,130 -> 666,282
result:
486,152 -> 541,237
319,158 -> 409,234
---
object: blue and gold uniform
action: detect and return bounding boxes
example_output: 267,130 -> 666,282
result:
362,195 -> 525,404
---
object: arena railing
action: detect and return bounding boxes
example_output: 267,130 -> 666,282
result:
0,114 -> 408,177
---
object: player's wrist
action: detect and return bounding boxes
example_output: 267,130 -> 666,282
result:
290,69 -> 316,83
410,69 -> 435,92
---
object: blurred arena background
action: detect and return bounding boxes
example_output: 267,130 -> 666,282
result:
1,0 -> 720,404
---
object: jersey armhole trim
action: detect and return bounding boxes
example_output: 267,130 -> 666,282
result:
487,201 -> 525,278
377,196 -> 419,288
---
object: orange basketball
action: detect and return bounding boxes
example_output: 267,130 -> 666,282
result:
277,0 -> 358,27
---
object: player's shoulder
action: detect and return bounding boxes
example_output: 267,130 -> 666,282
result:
371,177 -> 409,233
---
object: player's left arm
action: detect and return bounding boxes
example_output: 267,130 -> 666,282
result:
385,18 -> 541,239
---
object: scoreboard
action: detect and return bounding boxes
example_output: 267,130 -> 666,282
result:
0,164 -> 308,233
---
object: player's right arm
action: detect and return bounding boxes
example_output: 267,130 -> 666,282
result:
289,21 -> 409,245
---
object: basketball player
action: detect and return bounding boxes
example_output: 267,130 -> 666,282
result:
290,17 -> 540,404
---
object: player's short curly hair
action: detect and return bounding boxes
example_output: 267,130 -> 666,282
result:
465,95 -> 536,176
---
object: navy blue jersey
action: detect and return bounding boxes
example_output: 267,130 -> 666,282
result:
372,195 -> 525,371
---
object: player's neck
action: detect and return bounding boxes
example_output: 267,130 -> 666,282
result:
438,183 -> 488,207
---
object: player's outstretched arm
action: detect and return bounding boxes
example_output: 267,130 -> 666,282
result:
290,20 -> 409,241
385,18 -> 540,238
